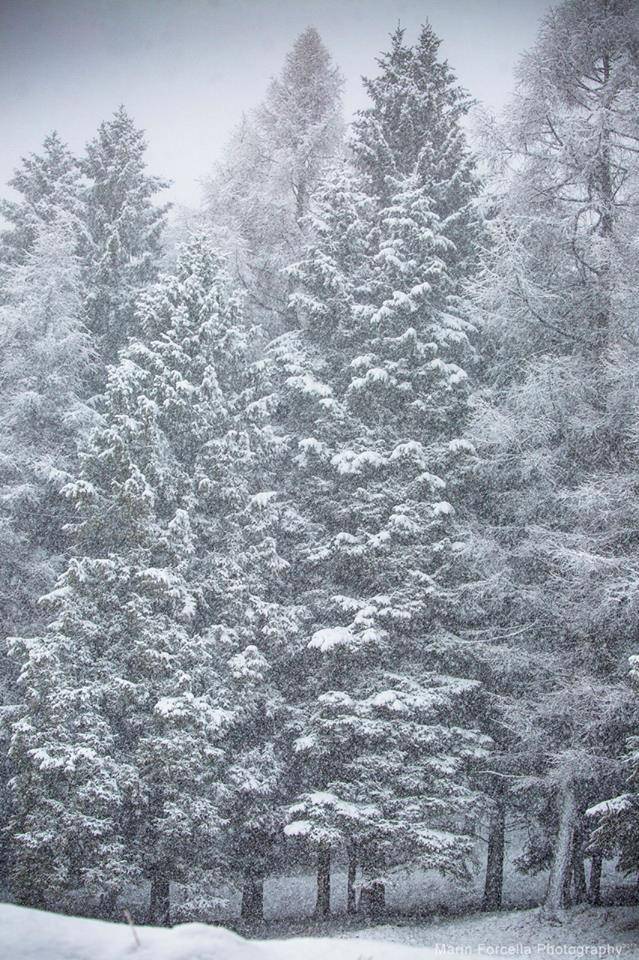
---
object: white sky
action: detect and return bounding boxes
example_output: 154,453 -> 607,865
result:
0,0 -> 554,209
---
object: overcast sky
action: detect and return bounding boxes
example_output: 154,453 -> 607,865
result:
0,0 -> 553,208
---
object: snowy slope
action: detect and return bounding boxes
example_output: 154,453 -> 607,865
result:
0,903 -> 469,960
348,906 -> 639,957
2,902 -> 637,960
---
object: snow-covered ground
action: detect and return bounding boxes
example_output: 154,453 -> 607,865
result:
3,903 -> 638,960
0,903 -> 462,960
347,906 -> 639,957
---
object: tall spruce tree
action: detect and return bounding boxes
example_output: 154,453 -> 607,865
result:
469,0 -> 639,920
352,24 -> 481,288
81,106 -> 170,373
265,68 -> 489,905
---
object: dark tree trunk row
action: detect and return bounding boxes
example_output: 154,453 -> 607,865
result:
314,842 -> 385,919
144,812 -> 607,927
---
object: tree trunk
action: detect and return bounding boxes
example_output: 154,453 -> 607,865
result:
542,782 -> 577,921
148,876 -> 170,926
359,880 -> 385,919
588,853 -> 603,905
573,857 -> 587,903
240,869 -> 264,922
99,888 -> 119,920
482,791 -> 506,912
562,851 -> 573,909
347,845 -> 358,915
592,50 -> 613,357
295,176 -> 307,229
314,844 -> 331,918
571,822 -> 587,904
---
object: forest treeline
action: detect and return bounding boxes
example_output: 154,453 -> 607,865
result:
1,0 -> 639,928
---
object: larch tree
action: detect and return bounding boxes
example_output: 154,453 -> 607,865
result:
0,214 -> 95,646
0,133 -> 85,875
204,27 -> 344,333
468,0 -> 639,921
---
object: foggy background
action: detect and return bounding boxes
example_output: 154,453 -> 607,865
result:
0,0 -> 553,208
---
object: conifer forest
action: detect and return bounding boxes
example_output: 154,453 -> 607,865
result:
2,1 -> 639,956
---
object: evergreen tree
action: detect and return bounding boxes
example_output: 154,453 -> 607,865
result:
0,132 -> 82,274
0,134 -> 88,890
188,266 -> 307,921
81,106 -> 170,373
204,27 -> 344,332
264,150 -> 489,912
0,212 -> 95,890
8,239 -> 247,921
263,24 -> 489,913
0,213 -> 95,645
352,24 -> 481,288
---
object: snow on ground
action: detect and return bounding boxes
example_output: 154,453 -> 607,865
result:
2,844 -> 632,960
0,903 -> 470,960
3,903 -> 639,960
347,906 -> 639,958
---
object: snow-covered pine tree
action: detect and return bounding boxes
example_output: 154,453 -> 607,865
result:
8,238 -> 251,922
468,0 -> 639,921
187,273 -> 308,922
0,132 -> 82,276
0,212 -> 95,891
0,135 -> 87,890
204,27 -> 344,333
262,151 -> 490,913
81,106 -> 170,374
271,166 -> 381,915
352,23 -> 481,289
0,213 -> 95,646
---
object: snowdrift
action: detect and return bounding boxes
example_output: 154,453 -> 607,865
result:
0,902 -> 452,960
